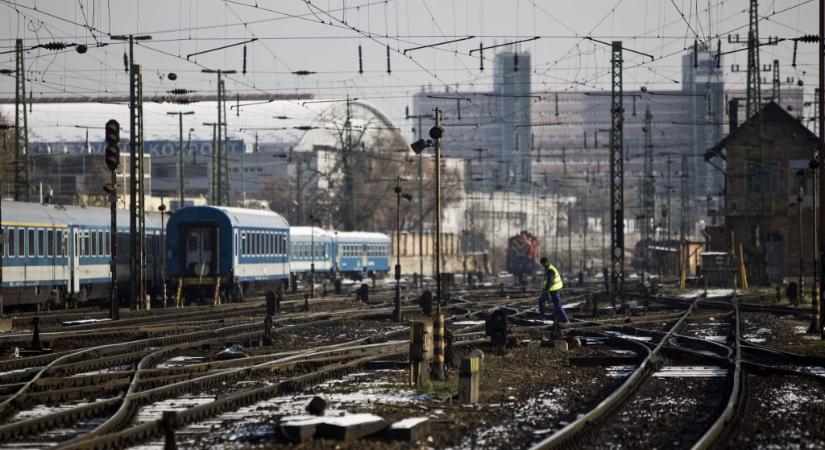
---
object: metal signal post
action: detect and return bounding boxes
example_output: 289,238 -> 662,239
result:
394,178 -> 413,322
104,119 -> 121,320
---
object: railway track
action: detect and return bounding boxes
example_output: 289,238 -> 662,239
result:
528,297 -> 738,450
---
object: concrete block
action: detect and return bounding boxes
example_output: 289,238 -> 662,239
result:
386,417 -> 431,441
553,339 -> 569,351
280,416 -> 323,442
566,336 -> 582,348
459,356 -> 481,404
315,413 -> 388,441
0,319 -> 12,333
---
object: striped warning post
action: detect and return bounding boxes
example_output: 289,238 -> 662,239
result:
433,313 -> 445,379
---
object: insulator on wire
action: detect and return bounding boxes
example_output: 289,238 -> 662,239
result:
242,45 -> 247,75
41,42 -> 70,51
513,52 -> 519,72
792,40 -> 798,67
358,45 -> 363,74
479,42 -> 484,71
386,45 -> 391,74
716,39 -> 721,69
693,39 -> 698,68
796,34 -> 819,43
168,88 -> 194,95
123,53 -> 129,72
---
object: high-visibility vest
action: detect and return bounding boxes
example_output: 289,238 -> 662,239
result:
545,264 -> 564,292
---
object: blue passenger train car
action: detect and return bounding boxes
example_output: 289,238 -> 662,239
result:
333,231 -> 391,277
165,206 -> 290,302
0,201 -> 163,307
289,226 -> 334,276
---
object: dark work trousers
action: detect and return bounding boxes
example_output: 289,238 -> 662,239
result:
539,291 -> 570,323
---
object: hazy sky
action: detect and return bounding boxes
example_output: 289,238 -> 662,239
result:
0,0 -> 820,130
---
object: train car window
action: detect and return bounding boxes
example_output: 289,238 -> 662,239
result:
17,228 -> 24,257
91,231 -> 98,256
269,233 -> 274,256
203,233 -> 213,252
187,231 -> 198,253
62,231 -> 68,257
8,228 -> 15,257
47,230 -> 54,257
105,231 -> 110,256
37,230 -> 44,257
84,232 -> 91,257
27,228 -> 35,257
99,231 -> 105,257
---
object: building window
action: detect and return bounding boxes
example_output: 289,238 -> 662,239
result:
789,159 -> 811,196
746,160 -> 780,194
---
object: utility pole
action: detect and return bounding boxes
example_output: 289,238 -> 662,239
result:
342,96 -> 355,230
567,203 -> 573,275
203,122 -> 217,203
666,156 -> 674,241
609,41 -> 625,307
642,105 -> 655,283
406,107 -> 430,288
0,125 -> 10,315
680,155 -> 689,243
134,65 -> 147,310
431,108 -> 445,379
746,0 -> 762,118
553,194 -> 560,264
111,34 -> 151,311
817,0 -> 824,337
14,39 -> 29,202
166,111 -> 194,208
680,155 -> 690,280
201,69 -> 236,206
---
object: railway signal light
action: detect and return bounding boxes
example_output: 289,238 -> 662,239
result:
104,119 -> 120,171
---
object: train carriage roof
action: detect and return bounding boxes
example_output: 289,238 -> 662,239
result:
289,226 -> 334,241
335,231 -> 391,243
168,206 -> 289,230
0,201 -> 69,228
3,201 -> 165,231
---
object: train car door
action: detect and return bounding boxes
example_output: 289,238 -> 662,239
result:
233,230 -> 239,269
361,244 -> 368,274
69,228 -> 80,294
185,226 -> 217,277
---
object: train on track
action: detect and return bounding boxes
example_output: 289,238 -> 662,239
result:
0,201 -> 391,307
506,230 -> 541,284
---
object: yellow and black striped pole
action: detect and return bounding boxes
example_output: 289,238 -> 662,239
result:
433,312 -> 445,379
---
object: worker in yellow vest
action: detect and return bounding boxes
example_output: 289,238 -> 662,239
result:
539,257 -> 570,323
